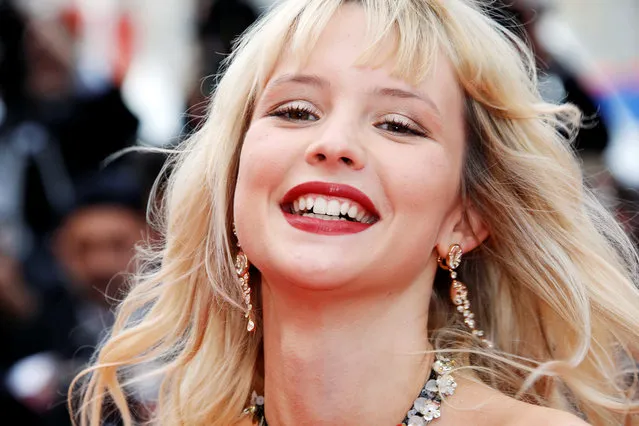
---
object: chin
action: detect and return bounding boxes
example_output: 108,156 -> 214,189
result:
260,247 -> 369,291
240,212 -> 389,292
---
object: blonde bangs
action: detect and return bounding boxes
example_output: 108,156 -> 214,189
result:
241,0 -> 448,98
358,0 -> 445,85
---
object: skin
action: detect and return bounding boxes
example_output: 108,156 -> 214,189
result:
234,4 -> 587,426
55,205 -> 147,306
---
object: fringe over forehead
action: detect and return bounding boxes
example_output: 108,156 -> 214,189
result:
237,0 -> 466,93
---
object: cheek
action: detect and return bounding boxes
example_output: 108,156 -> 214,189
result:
236,127 -> 279,201
234,124 -> 298,233
238,124 -> 303,179
239,128 -> 273,178
239,118 -> 323,190
376,145 -> 461,271
380,144 -> 460,217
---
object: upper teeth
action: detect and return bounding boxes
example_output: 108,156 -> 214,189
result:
292,195 -> 375,224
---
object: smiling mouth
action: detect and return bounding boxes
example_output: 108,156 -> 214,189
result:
279,181 -> 380,235
282,194 -> 379,224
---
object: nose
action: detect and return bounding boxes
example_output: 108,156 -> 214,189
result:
304,115 -> 366,170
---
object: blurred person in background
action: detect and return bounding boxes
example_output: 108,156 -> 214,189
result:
49,163 -> 149,359
1,155 -> 163,425
0,0 -> 139,262
43,157 -> 160,423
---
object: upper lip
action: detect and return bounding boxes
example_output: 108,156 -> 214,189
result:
281,181 -> 380,218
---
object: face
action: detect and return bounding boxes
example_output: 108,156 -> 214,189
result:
55,206 -> 147,304
234,5 -> 468,293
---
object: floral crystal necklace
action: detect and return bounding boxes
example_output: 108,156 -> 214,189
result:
243,355 -> 457,426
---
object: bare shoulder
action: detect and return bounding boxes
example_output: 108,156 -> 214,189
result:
503,404 -> 589,426
447,377 -> 589,426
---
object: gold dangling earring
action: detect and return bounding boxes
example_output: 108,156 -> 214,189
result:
437,244 -> 493,348
234,227 -> 255,332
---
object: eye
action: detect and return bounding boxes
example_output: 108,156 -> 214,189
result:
269,102 -> 320,122
375,115 -> 428,137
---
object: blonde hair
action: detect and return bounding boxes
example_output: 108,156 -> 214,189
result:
70,0 -> 639,425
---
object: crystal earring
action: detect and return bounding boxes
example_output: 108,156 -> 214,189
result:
437,244 -> 492,348
234,227 -> 255,332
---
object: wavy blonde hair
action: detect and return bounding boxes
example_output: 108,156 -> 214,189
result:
70,0 -> 639,424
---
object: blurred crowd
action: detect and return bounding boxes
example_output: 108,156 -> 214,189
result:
0,0 -> 637,425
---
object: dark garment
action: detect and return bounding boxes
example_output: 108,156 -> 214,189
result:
1,281 -> 112,426
550,63 -> 609,154
23,88 -> 139,237
1,307 -> 72,426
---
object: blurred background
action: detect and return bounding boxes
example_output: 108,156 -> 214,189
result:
0,0 -> 637,424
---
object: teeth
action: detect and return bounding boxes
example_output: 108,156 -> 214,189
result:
313,198 -> 327,214
291,194 -> 376,224
327,200 -> 340,216
347,205 -> 358,219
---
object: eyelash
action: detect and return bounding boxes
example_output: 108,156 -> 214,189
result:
269,104 -> 429,138
269,104 -> 319,122
375,117 -> 427,137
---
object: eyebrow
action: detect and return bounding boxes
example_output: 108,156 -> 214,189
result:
373,87 -> 442,119
266,73 -> 329,90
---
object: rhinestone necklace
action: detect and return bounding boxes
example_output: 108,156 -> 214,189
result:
243,356 -> 457,426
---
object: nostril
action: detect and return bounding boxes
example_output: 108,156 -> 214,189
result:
316,153 -> 327,161
340,157 -> 353,166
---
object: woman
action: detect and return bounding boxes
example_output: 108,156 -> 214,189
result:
71,1 -> 639,425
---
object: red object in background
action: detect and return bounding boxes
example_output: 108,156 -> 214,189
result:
60,7 -> 81,37
59,6 -> 134,87
114,14 -> 133,86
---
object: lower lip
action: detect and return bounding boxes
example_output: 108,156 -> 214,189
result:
283,212 -> 373,235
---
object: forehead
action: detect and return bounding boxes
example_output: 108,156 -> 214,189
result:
273,3 -> 460,88
294,4 -> 395,72
268,1 -> 459,83
63,207 -> 143,237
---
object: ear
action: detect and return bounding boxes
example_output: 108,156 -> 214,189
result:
435,203 -> 489,259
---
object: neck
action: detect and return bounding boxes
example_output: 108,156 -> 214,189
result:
260,272 -> 434,426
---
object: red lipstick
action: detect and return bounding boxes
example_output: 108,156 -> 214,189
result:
280,181 -> 379,235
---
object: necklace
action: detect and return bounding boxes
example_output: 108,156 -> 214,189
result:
243,355 -> 457,426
